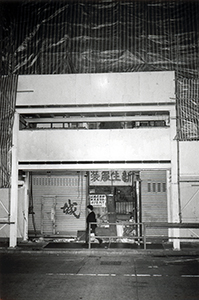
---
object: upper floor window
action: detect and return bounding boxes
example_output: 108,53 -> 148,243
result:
19,111 -> 170,130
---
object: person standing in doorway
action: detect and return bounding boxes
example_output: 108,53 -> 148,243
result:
85,204 -> 102,245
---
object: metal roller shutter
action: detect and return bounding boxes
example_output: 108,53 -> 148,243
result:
140,170 -> 168,238
28,172 -> 87,236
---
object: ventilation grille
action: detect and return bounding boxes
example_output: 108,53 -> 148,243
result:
33,177 -> 78,187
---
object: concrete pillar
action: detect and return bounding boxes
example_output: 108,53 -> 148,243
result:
23,172 -> 29,241
136,177 -> 140,244
166,169 -> 172,224
9,112 -> 19,248
170,106 -> 180,250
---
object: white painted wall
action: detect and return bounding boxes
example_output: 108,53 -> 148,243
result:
0,188 -> 23,239
0,189 -> 10,237
16,71 -> 175,106
18,128 -> 171,162
179,141 -> 199,238
180,142 -> 199,177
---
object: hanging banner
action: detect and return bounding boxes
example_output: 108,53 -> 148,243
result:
89,170 -> 133,186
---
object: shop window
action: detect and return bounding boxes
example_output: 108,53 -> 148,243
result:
88,185 -> 136,222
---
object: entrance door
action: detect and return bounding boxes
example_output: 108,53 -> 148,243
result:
41,196 -> 56,235
88,170 -> 136,238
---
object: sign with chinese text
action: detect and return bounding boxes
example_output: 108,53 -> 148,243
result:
89,194 -> 106,207
61,199 -> 80,219
89,170 -> 133,186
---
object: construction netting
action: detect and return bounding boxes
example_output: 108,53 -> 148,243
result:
1,0 -> 199,77
177,78 -> 199,141
0,76 -> 18,188
0,0 -> 199,187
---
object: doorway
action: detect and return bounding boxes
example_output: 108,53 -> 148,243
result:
88,182 -> 138,238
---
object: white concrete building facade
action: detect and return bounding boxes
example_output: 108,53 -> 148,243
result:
1,71 -> 198,249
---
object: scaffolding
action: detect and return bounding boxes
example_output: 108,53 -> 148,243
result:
0,0 -> 199,187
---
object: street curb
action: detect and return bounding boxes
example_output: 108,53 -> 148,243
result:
1,247 -> 199,256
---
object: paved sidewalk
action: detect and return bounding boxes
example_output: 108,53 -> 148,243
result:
1,240 -> 199,256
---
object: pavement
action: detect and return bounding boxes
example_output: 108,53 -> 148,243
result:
1,239 -> 199,256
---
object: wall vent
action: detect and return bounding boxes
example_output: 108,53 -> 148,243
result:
33,177 -> 78,187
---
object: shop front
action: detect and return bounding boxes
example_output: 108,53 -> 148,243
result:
88,170 -> 138,240
27,168 -> 168,242
28,169 -> 138,239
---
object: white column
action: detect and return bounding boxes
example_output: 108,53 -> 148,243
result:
23,172 -> 29,241
166,169 -> 172,223
9,112 -> 19,247
170,106 -> 180,250
136,175 -> 140,245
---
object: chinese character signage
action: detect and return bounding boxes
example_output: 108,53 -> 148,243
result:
61,199 -> 80,218
89,170 -> 133,186
89,194 -> 106,207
